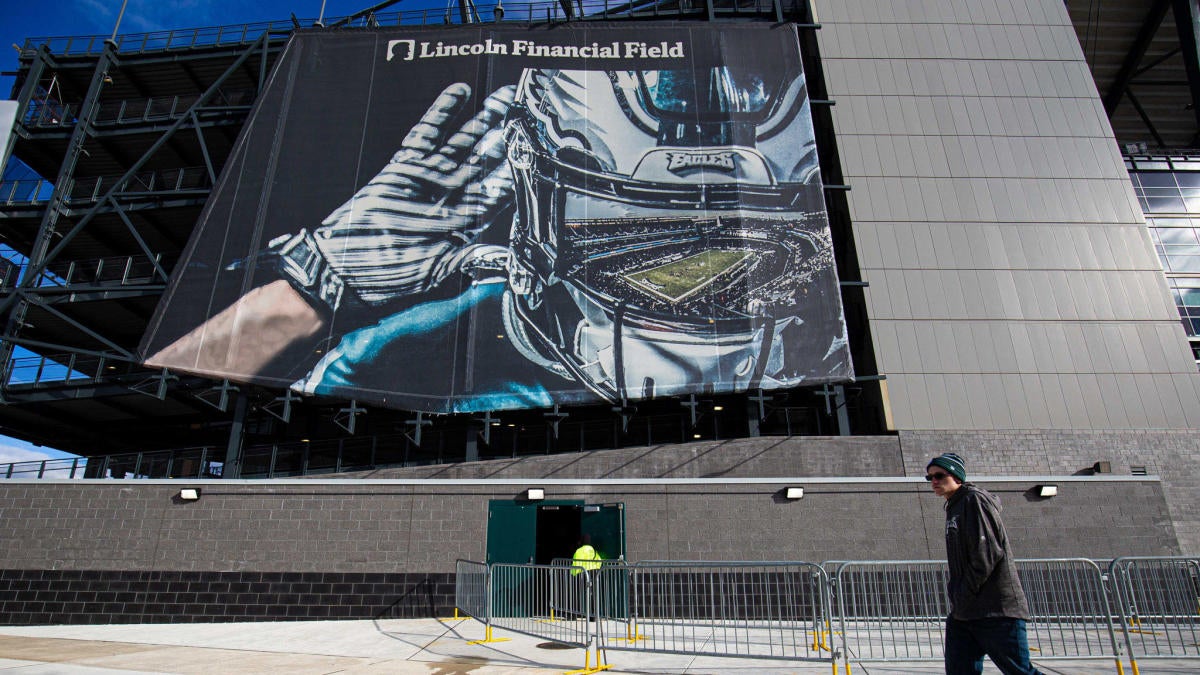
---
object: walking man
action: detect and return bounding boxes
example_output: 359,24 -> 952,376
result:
926,452 -> 1043,675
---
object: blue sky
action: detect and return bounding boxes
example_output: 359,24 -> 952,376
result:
2,0 -> 449,93
0,0 -> 450,467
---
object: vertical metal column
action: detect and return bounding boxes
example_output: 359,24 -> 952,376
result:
1173,0 -> 1200,138
223,393 -> 248,478
0,46 -> 48,184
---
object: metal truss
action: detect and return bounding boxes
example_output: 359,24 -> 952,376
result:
1103,0 -> 1200,147
0,32 -> 285,400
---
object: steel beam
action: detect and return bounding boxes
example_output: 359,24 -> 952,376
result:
0,44 -> 119,394
1103,0 -> 1170,117
0,32 -> 273,318
1172,0 -> 1200,135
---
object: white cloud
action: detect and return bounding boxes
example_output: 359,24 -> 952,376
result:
0,441 -> 85,479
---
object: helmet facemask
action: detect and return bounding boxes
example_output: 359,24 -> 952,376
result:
503,67 -> 847,404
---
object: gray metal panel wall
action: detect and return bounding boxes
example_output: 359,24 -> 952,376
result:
812,0 -> 1200,429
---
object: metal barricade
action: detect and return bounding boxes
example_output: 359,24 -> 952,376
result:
455,559 -> 489,622
833,560 -> 948,665
550,557 -> 625,622
1110,556 -> 1200,670
490,563 -> 594,650
595,561 -> 836,665
833,559 -> 1124,672
1017,559 -> 1123,669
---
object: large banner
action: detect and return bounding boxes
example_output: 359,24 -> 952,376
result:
139,22 -> 854,413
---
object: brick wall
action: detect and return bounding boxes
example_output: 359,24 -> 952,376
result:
898,429 -> 1200,552
0,473 -> 1177,625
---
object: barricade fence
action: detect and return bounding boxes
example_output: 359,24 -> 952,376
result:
599,562 -> 834,664
453,557 -> 1200,674
454,559 -> 488,623
1110,556 -> 1200,670
489,563 -> 593,650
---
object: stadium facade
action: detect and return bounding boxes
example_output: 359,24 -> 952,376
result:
0,0 -> 1198,624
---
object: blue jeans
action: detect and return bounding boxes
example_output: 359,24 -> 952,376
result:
945,617 -> 1043,675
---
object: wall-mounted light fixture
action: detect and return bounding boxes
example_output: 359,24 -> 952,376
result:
178,488 -> 201,501
1035,484 -> 1058,498
525,487 -> 545,501
784,487 -> 804,500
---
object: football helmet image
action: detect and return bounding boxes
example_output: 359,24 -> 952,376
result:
502,66 -> 852,404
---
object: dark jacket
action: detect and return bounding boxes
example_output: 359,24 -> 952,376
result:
944,483 -> 1031,621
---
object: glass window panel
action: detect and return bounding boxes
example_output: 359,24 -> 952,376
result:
1166,255 -> 1200,272
1180,289 -> 1200,307
1155,228 -> 1199,244
1174,173 -> 1200,188
1147,197 -> 1186,213
1163,245 -> 1200,255
1137,173 -> 1179,187
1142,186 -> 1183,197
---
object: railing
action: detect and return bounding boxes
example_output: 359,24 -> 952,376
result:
91,446 -> 226,480
8,254 -> 169,290
2,456 -> 88,479
4,351 -> 138,386
65,167 -> 213,203
23,89 -> 257,129
490,563 -> 595,650
1,167 -> 211,212
0,431 -> 449,481
455,557 -> 1200,673
19,0 -> 799,56
608,561 -> 833,662
0,179 -> 55,205
1110,556 -> 1200,669
830,559 -> 1123,670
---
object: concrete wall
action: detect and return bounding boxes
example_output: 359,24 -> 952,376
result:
355,431 -> 1200,552
811,0 -> 1200,429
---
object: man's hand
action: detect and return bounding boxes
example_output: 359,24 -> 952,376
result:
311,82 -> 517,305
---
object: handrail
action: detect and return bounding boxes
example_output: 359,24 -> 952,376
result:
23,88 -> 256,129
0,253 -> 170,291
2,167 -> 212,206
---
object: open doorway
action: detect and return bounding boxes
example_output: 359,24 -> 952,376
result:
534,504 -> 582,564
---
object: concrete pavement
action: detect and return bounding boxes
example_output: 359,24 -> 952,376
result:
0,618 -> 1195,674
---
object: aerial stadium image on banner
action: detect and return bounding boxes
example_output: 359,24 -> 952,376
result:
138,22 -> 855,414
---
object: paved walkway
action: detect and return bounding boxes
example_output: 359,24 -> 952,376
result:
0,618 -> 1195,674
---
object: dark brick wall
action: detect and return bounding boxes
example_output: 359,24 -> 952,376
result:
0,570 -> 453,626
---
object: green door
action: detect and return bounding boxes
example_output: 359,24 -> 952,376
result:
580,502 -> 625,561
581,503 -> 627,619
486,499 -> 584,618
485,500 -> 539,565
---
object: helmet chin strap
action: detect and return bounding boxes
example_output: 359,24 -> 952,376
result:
611,300 -> 628,405
747,315 -> 776,391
